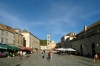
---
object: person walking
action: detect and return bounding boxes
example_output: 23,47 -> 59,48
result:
18,51 -> 23,60
42,50 -> 45,58
94,53 -> 99,63
48,51 -> 52,61
23,51 -> 27,59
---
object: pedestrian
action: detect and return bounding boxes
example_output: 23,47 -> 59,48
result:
23,51 -> 27,58
18,51 -> 23,60
48,51 -> 52,61
0,51 -> 2,58
94,53 -> 99,63
42,50 -> 45,58
2,51 -> 6,58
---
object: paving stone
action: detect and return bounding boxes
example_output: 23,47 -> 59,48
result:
0,52 -> 100,66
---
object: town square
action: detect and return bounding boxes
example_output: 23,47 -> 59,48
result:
0,0 -> 100,66
0,52 -> 100,66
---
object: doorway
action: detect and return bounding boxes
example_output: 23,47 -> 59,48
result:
80,45 -> 83,55
91,43 -> 95,57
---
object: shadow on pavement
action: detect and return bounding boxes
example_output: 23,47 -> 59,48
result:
78,61 -> 92,66
15,64 -> 20,66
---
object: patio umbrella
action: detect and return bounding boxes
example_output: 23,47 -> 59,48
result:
66,48 -> 76,55
55,48 -> 67,51
66,48 -> 76,51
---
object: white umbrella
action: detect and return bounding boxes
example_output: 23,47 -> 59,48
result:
55,48 -> 67,51
66,48 -> 76,51
65,48 -> 76,55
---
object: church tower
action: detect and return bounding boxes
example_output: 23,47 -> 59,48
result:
47,34 -> 50,47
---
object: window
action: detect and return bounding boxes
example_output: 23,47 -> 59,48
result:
21,40 -> 22,44
1,37 -> 4,43
5,38 -> 8,44
47,36 -> 49,39
13,40 -> 15,44
18,40 -> 19,44
1,30 -> 4,35
5,31 -> 8,36
13,34 -> 15,38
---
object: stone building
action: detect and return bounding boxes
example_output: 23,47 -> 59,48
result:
0,24 -> 24,46
21,29 -> 40,50
61,32 -> 76,48
71,20 -> 100,57
40,46 -> 47,50
14,28 -> 24,46
47,40 -> 56,50
61,35 -> 69,48
56,42 -> 61,48
65,32 -> 76,48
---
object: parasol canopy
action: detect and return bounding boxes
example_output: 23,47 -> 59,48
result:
55,48 -> 76,51
55,48 -> 67,51
66,48 -> 76,51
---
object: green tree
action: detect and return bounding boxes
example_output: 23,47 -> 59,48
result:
40,40 -> 47,46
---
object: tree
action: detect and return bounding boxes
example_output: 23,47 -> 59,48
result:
40,40 -> 47,46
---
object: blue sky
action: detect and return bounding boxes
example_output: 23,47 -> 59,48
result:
0,0 -> 100,43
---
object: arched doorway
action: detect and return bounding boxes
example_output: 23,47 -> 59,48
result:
80,45 -> 83,55
91,43 -> 95,57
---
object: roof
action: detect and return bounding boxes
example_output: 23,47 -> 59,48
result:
65,32 -> 76,37
0,23 -> 15,33
77,20 -> 100,35
21,29 -> 29,33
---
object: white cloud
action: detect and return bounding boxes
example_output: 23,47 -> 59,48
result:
0,10 -> 28,30
79,9 -> 100,19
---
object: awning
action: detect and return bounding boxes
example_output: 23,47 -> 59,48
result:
9,45 -> 20,50
0,45 -> 8,49
26,47 -> 33,50
0,44 -> 11,49
20,46 -> 26,50
20,46 -> 33,51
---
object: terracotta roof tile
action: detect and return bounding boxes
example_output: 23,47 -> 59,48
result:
0,23 -> 15,33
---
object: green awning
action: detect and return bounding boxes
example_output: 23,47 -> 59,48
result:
0,45 -> 10,49
10,46 -> 20,50
0,46 -> 8,49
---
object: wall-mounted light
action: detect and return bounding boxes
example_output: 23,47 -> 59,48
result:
97,44 -> 98,47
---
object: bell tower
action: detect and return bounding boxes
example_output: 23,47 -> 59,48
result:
47,34 -> 50,47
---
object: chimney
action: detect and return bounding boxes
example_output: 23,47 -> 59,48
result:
84,26 -> 87,31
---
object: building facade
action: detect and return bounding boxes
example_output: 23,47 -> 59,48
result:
71,20 -> 100,57
14,29 -> 24,46
56,42 -> 61,48
33,36 -> 40,50
65,32 -> 76,48
21,30 -> 40,50
61,33 -> 75,48
0,23 -> 40,51
0,24 -> 15,45
47,40 -> 56,50
40,46 -> 47,50
0,24 -> 25,47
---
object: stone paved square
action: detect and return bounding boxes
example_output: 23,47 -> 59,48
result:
0,52 -> 100,66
